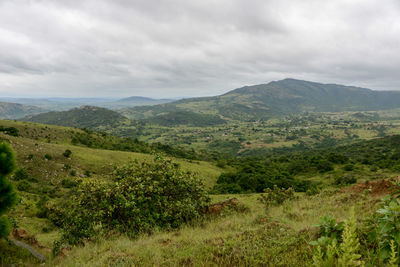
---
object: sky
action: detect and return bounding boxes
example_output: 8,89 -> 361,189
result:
0,0 -> 399,98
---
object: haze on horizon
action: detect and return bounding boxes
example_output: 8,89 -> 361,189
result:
0,0 -> 399,98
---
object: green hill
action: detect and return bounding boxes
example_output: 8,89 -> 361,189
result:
23,105 -> 129,129
0,102 -> 45,119
121,79 -> 400,121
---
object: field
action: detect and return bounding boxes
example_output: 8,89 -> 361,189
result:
111,109 -> 400,156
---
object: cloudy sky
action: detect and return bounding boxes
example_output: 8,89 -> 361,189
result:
0,0 -> 399,98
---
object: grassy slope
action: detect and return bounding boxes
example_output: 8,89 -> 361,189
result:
3,119 -> 400,266
53,188 -> 385,266
0,120 -> 223,265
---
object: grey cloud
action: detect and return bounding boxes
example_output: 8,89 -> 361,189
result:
0,0 -> 399,98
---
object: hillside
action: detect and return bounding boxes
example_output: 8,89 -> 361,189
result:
3,119 -> 400,265
23,105 -> 130,129
0,102 -> 46,119
121,79 -> 400,121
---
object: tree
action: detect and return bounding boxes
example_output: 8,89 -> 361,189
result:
0,142 -> 17,238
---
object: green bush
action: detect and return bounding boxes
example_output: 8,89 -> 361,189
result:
49,155 -> 210,245
258,185 -> 296,209
343,164 -> 354,171
17,180 -> 32,192
61,179 -> 77,188
13,168 -> 29,181
0,142 -> 17,238
44,154 -> 52,160
334,175 -> 357,186
63,149 -> 72,158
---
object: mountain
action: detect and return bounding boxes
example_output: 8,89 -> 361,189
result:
0,97 -> 175,111
0,102 -> 46,119
23,105 -> 129,129
121,79 -> 400,121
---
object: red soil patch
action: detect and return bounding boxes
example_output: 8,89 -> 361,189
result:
344,177 -> 400,197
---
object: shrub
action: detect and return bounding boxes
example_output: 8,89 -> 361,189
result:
13,168 -> 29,181
49,155 -> 210,245
343,164 -> 354,171
258,185 -> 296,209
61,179 -> 78,188
69,170 -> 76,176
63,149 -> 72,158
334,175 -> 357,186
44,154 -> 52,160
0,142 -> 17,238
17,180 -> 32,192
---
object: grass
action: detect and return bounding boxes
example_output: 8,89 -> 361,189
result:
49,187 -> 384,267
0,120 -> 224,266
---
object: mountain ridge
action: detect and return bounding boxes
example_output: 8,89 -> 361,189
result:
121,79 -> 400,121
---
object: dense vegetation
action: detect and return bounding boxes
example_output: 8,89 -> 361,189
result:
0,143 -> 17,238
49,156 -> 210,248
214,135 -> 400,193
144,110 -> 226,127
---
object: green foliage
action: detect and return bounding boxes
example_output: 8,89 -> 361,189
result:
44,154 -> 52,160
212,158 -> 313,193
388,240 -> 398,267
374,196 -> 400,261
49,156 -> 210,245
314,215 -> 344,243
0,142 -> 17,238
312,209 -> 363,266
61,178 -> 77,188
145,111 -> 226,127
12,168 -> 29,181
17,180 -> 32,192
337,209 -> 363,266
258,185 -> 296,209
334,175 -> 357,186
0,126 -> 19,136
63,149 -> 72,158
25,105 -> 127,129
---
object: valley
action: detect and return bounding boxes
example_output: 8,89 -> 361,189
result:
2,79 -> 400,266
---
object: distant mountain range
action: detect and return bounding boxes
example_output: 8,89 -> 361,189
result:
14,79 -> 400,128
0,96 -> 175,111
0,102 -> 46,119
121,79 -> 400,121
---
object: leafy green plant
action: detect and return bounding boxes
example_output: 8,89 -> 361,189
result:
334,175 -> 357,186
374,196 -> 400,261
0,142 -> 17,238
12,168 -> 29,181
49,155 -> 210,246
63,149 -> 72,158
258,185 -> 296,210
338,209 -> 363,266
17,180 -> 32,192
